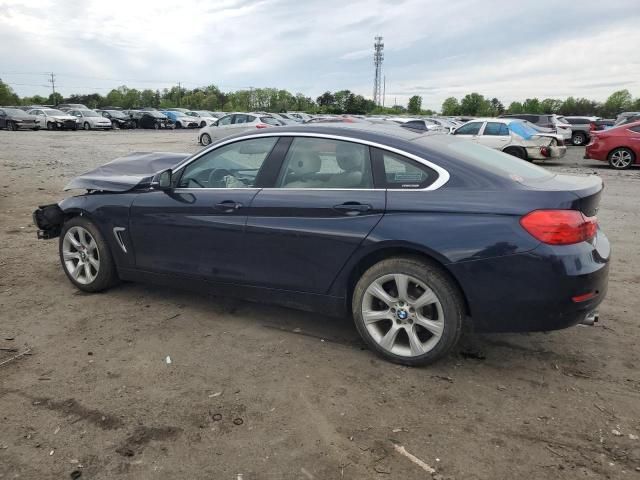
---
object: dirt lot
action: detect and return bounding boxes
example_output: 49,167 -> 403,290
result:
1,129 -> 639,479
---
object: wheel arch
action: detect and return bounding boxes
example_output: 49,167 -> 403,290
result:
607,145 -> 636,162
341,243 -> 471,318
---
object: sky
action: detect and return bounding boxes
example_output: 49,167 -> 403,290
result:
1,0 -> 639,110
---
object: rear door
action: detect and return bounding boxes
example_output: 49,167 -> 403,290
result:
452,121 -> 484,142
128,136 -> 279,283
244,136 -> 385,293
477,121 -> 511,149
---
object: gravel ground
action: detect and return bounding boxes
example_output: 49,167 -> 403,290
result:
1,129 -> 639,479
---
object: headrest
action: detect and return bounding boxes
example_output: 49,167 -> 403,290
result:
336,142 -> 365,172
289,151 -> 321,175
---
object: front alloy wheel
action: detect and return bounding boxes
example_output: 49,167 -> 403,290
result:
200,133 -> 212,145
608,148 -> 634,169
352,257 -> 463,366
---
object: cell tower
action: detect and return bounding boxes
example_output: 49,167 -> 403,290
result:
373,36 -> 384,106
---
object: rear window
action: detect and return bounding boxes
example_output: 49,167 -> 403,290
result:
446,140 -> 553,181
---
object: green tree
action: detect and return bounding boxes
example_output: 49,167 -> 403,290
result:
558,97 -> 577,116
0,79 -> 20,105
407,95 -> 422,114
489,98 -> 505,116
441,97 -> 460,116
602,89 -> 633,117
540,98 -> 563,114
460,93 -> 488,116
507,101 -> 524,114
47,92 -> 63,105
522,98 -> 541,113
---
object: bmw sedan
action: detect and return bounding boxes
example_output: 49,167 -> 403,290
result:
33,125 -> 609,365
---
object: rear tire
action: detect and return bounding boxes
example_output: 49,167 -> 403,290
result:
83,122 -> 91,131
59,217 -> 119,293
503,146 -> 528,161
572,132 -> 587,146
608,147 -> 635,170
352,257 -> 464,366
176,122 -> 182,129
200,121 -> 206,128
8,121 -> 18,131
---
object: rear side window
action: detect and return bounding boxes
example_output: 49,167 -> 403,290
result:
454,122 -> 482,135
629,125 -> 640,133
374,149 -> 437,189
260,116 -> 280,126
483,122 -> 509,136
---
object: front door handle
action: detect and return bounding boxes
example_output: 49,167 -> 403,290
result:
215,200 -> 243,212
333,202 -> 372,215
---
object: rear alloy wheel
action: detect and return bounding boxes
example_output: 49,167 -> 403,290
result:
59,217 -> 118,292
503,146 -> 528,161
83,122 -> 91,130
572,132 -> 587,146
200,133 -> 212,146
8,121 -> 18,131
352,257 -> 463,366
608,148 -> 635,170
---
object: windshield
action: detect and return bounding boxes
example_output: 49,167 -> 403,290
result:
148,111 -> 166,119
43,109 -> 65,115
81,110 -> 100,117
4,108 -> 24,115
106,110 -> 126,118
446,140 -> 553,181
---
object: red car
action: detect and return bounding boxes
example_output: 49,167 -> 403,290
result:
585,120 -> 640,169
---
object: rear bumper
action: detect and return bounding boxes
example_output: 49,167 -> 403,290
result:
585,142 -> 608,161
448,229 -> 610,332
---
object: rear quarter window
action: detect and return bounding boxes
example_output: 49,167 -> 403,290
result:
373,148 -> 438,189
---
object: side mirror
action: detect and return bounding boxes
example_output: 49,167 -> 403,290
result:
151,169 -> 173,191
213,120 -> 219,127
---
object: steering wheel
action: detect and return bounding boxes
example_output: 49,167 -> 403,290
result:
207,168 -> 232,187
188,177 -> 205,188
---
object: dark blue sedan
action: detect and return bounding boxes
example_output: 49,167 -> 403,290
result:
33,125 -> 610,365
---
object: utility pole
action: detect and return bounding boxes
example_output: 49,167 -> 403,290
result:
248,86 -> 254,111
177,81 -> 181,107
383,76 -> 386,107
48,72 -> 57,105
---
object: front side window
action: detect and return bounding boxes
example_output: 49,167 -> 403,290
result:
276,138 -> 373,189
483,122 -> 509,136
178,137 -> 277,188
261,116 -> 281,126
377,150 -> 436,189
233,114 -> 249,124
217,115 -> 233,126
454,122 -> 482,135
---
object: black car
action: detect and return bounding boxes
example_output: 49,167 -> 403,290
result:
0,107 -> 41,130
33,124 -> 609,366
96,109 -> 136,129
126,110 -> 171,129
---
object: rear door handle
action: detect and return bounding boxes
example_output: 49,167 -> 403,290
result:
215,200 -> 243,212
333,202 -> 372,215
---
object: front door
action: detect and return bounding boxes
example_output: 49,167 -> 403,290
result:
477,121 -> 511,149
244,136 -> 385,294
128,136 -> 279,283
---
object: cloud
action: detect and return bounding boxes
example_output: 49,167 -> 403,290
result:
0,0 -> 639,109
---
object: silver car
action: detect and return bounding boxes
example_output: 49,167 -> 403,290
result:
69,109 -> 113,130
28,108 -> 79,130
186,110 -> 219,128
197,113 -> 281,145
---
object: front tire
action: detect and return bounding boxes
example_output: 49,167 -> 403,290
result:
200,133 -> 212,145
352,257 -> 464,366
608,147 -> 635,169
572,132 -> 587,146
83,122 -> 91,131
59,217 -> 119,292
176,122 -> 182,129
8,121 -> 18,131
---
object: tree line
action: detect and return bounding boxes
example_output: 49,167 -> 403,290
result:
0,78 -> 638,117
441,90 -> 640,118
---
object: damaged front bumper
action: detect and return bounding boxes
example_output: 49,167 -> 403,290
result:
33,204 -> 64,239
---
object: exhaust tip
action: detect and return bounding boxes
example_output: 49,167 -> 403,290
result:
580,311 -> 599,326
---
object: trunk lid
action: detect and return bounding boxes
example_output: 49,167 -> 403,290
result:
520,174 -> 602,217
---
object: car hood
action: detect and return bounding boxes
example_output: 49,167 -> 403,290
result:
50,114 -> 77,121
9,112 -> 37,120
64,152 -> 191,192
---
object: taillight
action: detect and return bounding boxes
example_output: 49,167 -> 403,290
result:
589,122 -> 596,131
255,123 -> 268,129
520,210 -> 598,245
540,146 -> 550,157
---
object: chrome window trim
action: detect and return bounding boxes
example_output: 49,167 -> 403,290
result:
171,132 -> 450,192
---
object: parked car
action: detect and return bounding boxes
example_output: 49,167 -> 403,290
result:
288,112 -> 313,122
613,112 -> 640,127
584,120 -> 640,169
165,108 -> 189,113
452,118 -> 566,161
126,110 -> 171,129
591,119 -> 615,131
57,103 -> 88,112
197,113 -> 281,145
400,119 -> 447,133
68,109 -> 112,130
96,109 -> 136,129
186,111 -> 219,128
161,111 -> 200,129
33,124 -> 609,366
556,116 -> 598,146
27,108 -> 78,130
500,114 -> 571,142
0,107 -> 41,130
269,113 -> 298,125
